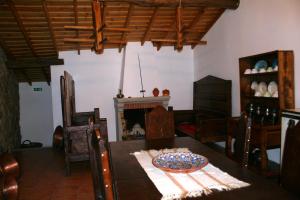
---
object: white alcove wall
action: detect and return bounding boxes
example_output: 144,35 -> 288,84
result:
51,42 -> 194,141
19,82 -> 54,147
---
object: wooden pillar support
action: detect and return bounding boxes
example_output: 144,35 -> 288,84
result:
92,0 -> 104,54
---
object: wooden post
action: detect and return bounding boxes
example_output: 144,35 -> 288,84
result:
92,0 -> 104,54
176,6 -> 183,51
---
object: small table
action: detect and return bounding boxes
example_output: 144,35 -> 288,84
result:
251,124 -> 281,171
109,137 -> 295,200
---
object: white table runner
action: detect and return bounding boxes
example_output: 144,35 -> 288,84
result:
132,148 -> 250,200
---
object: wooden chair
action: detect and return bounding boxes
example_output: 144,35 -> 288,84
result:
87,125 -> 114,200
226,113 -> 252,168
174,76 -> 232,143
60,70 -> 106,175
281,120 -> 300,197
145,105 -> 175,140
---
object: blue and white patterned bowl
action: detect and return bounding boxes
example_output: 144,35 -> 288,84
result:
152,152 -> 208,173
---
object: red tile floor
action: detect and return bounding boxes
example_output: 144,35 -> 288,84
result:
15,148 -> 94,200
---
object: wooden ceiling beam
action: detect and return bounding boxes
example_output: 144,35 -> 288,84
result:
64,25 -> 94,30
92,0 -> 104,54
141,7 -> 159,45
73,0 -> 80,55
119,4 -> 134,52
7,0 -> 36,57
1,0 -> 239,9
107,0 -> 239,9
42,1 -> 58,54
64,38 -> 94,43
6,58 -> 64,67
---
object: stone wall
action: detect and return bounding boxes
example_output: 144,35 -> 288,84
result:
0,48 -> 21,153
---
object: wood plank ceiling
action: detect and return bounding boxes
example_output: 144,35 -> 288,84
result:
0,0 -> 239,84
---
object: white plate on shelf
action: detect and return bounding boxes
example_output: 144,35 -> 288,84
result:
268,81 -> 278,95
258,82 -> 267,95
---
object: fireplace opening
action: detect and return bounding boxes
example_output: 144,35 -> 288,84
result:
123,108 -> 152,138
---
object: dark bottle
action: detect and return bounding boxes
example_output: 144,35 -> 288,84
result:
255,106 -> 263,124
264,107 -> 271,124
247,103 -> 255,118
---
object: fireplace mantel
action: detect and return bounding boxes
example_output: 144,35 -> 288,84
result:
114,96 -> 170,141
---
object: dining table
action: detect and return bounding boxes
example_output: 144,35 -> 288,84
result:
108,137 -> 296,200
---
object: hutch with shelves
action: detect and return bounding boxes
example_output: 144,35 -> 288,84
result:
238,50 -> 294,171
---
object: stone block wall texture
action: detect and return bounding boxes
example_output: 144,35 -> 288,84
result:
0,48 -> 21,152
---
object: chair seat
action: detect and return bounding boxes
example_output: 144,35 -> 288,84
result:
176,123 -> 196,137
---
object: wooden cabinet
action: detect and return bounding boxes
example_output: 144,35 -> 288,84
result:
239,50 -> 294,119
239,50 -> 295,172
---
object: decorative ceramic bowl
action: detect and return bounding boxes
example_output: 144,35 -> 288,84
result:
152,152 -> 208,173
254,60 -> 268,70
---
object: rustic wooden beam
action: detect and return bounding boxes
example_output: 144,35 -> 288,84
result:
108,0 -> 239,9
141,7 -> 159,45
92,0 -> 104,54
119,4 -> 134,52
6,58 -> 64,67
73,0 -> 80,55
64,25 -> 94,30
7,0 -> 36,57
4,0 -> 239,9
64,38 -> 94,43
64,38 -> 126,45
20,69 -> 32,86
176,6 -> 183,51
152,39 -> 206,44
42,1 -> 58,54
64,26 -> 135,32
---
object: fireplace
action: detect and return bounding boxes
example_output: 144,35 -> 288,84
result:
114,96 -> 170,141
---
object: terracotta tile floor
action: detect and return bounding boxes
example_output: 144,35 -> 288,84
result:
15,148 -> 94,200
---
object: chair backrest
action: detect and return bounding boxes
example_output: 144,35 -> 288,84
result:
60,71 -> 76,127
145,106 -> 175,140
227,113 -> 252,167
87,126 -> 114,200
281,120 -> 300,197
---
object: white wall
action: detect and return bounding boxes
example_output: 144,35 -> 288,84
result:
193,0 -> 300,163
51,42 -> 194,141
19,82 -> 54,147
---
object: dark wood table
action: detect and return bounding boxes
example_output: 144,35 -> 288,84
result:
109,137 -> 295,200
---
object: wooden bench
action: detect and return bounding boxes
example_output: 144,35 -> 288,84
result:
174,75 -> 232,143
